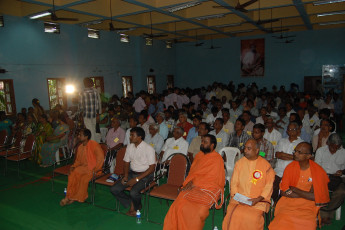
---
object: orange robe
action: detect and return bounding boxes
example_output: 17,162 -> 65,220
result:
269,160 -> 330,230
163,151 -> 225,230
66,140 -> 104,202
223,156 -> 275,230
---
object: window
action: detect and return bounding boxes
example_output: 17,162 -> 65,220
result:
167,75 -> 174,89
90,76 -> 104,93
0,79 -> 16,115
147,75 -> 156,94
122,76 -> 133,98
47,78 -> 66,110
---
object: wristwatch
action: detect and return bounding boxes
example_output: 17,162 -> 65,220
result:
136,177 -> 140,182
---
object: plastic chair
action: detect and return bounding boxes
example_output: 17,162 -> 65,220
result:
5,134 -> 35,176
146,153 -> 190,223
219,147 -> 241,183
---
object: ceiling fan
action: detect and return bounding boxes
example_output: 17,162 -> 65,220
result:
190,30 -> 204,47
255,0 -> 279,25
108,0 -> 130,31
143,12 -> 168,38
205,36 -> 221,50
170,22 -> 188,44
213,0 -> 258,13
272,19 -> 296,39
277,39 -> 295,44
49,0 -> 78,21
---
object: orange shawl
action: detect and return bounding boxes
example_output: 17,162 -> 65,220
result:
280,160 -> 330,207
86,140 -> 98,170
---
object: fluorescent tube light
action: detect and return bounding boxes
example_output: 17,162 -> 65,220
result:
317,10 -> 345,17
44,22 -> 60,33
88,29 -> 100,39
166,1 -> 201,13
166,41 -> 172,48
313,0 -> 345,5
214,22 -> 242,28
319,20 -> 345,25
30,11 -> 51,19
0,16 -> 3,27
195,14 -> 225,20
120,34 -> 130,43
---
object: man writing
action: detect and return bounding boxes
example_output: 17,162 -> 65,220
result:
79,78 -> 102,142
163,134 -> 225,230
269,142 -> 330,229
110,127 -> 156,216
222,139 -> 275,230
60,129 -> 104,206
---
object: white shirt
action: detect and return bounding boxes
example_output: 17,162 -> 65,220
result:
305,113 -> 319,130
206,113 -> 220,125
145,133 -> 164,155
123,128 -> 131,146
274,137 -> 303,177
256,116 -> 265,125
133,97 -> 146,113
315,146 -> 345,174
209,129 -> 230,152
223,120 -> 234,134
264,128 -> 282,151
138,121 -> 150,137
161,137 -> 189,162
190,95 -> 200,110
123,141 -> 156,172
286,109 -> 296,118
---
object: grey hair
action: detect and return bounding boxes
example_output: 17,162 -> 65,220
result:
156,112 -> 165,119
149,123 -> 159,130
174,126 -> 184,135
327,133 -> 342,146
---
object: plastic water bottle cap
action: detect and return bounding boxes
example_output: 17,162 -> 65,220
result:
214,227 -> 218,230
136,210 -> 141,216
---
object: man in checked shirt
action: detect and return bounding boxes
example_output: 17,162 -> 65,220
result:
79,77 -> 102,142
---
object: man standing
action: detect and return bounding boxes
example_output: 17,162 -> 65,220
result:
60,129 -> 104,206
272,122 -> 304,202
133,92 -> 147,114
79,78 -> 102,142
222,139 -> 275,230
159,127 -> 189,163
269,142 -> 330,229
110,127 -> 156,216
315,133 -> 345,225
164,134 -> 225,230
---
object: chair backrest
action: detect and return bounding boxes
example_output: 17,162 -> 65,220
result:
0,130 -> 7,145
114,147 -> 126,175
23,134 -> 35,153
13,132 -> 23,147
99,143 -> 109,157
167,153 -> 188,187
220,147 -> 241,181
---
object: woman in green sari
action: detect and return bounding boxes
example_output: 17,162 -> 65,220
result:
40,114 -> 69,167
33,114 -> 53,164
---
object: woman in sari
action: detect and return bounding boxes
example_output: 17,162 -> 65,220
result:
40,114 -> 69,167
33,114 -> 53,164
32,98 -> 44,123
23,113 -> 37,137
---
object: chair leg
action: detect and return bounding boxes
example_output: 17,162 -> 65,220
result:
51,171 -> 55,192
146,194 -> 150,221
212,207 -> 215,229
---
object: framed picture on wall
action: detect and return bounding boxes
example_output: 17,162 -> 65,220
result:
241,38 -> 265,76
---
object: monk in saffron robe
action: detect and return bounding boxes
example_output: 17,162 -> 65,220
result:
163,134 -> 225,230
223,139 -> 275,230
60,129 -> 104,206
269,142 -> 330,230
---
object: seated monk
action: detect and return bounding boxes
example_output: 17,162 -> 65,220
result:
60,129 -> 104,206
269,142 -> 330,230
163,134 -> 225,230
223,139 -> 275,230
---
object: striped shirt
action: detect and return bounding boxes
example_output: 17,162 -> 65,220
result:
79,87 -> 101,118
228,131 -> 251,151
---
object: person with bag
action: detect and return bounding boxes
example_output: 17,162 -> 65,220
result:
163,134 -> 225,230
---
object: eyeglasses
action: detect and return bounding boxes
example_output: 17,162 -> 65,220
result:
287,128 -> 298,131
292,150 -> 310,155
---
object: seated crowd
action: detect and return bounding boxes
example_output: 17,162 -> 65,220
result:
1,80 -> 345,229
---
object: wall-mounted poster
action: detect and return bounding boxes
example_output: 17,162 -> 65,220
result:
241,38 -> 265,76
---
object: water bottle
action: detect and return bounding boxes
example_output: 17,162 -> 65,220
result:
136,210 -> 141,224
64,188 -> 67,195
213,226 -> 218,230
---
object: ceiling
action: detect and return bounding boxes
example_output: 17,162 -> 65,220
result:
1,0 -> 345,42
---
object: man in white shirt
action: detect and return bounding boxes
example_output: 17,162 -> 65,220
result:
206,107 -> 220,126
133,92 -> 147,114
209,118 -> 229,153
124,116 -> 138,146
272,122 -> 303,202
138,111 -> 150,137
159,126 -> 189,162
110,127 -> 156,216
315,133 -> 345,224
156,112 -> 169,140
145,123 -> 164,156
222,108 -> 234,134
263,116 -> 282,151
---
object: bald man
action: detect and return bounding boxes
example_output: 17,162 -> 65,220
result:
223,139 -> 275,230
269,142 -> 330,230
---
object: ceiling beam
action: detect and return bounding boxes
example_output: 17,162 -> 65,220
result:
123,0 -> 234,38
293,0 -> 313,30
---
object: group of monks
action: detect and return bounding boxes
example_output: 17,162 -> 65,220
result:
59,127 -> 330,230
